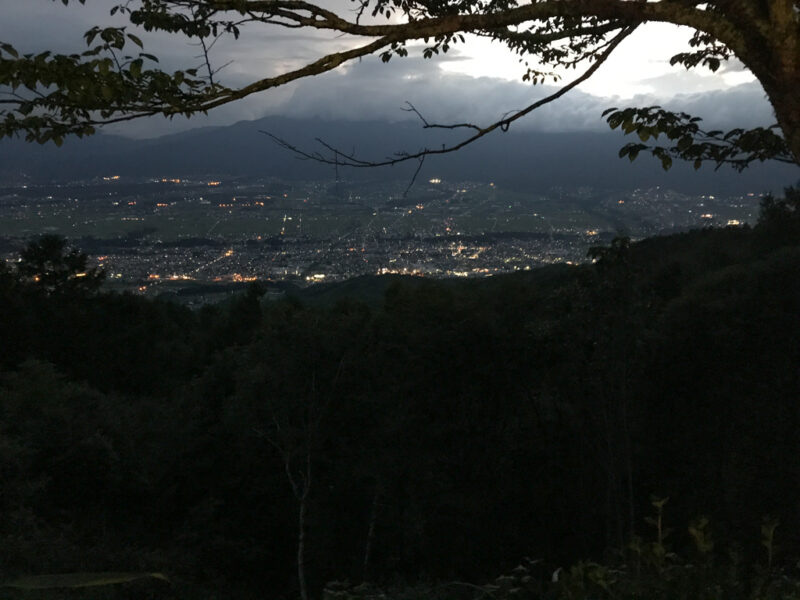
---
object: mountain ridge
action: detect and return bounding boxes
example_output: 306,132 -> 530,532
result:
1,115 -> 798,194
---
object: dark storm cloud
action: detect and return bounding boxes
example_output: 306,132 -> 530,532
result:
1,2 -> 109,51
0,2 -> 343,82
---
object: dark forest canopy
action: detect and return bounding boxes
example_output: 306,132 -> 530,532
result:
0,194 -> 799,599
0,0 -> 799,170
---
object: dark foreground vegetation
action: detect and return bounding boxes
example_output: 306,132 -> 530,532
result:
0,190 -> 799,600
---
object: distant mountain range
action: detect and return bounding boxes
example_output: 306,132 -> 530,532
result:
1,115 -> 798,195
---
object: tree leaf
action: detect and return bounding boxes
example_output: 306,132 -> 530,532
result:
129,58 -> 143,78
127,33 -> 144,49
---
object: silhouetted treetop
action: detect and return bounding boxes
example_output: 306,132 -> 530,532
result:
14,234 -> 104,296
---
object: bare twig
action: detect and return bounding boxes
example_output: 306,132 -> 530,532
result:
403,156 -> 426,198
402,102 -> 482,132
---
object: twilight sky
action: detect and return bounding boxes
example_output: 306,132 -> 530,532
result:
0,1 -> 776,138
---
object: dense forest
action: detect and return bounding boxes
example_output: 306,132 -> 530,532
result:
0,189 -> 799,600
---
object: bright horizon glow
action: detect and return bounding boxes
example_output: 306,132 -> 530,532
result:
440,23 -> 756,98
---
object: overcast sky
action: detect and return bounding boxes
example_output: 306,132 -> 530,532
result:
0,1 -> 776,138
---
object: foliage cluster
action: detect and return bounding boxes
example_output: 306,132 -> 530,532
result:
0,192 -> 798,599
327,499 -> 800,600
603,108 -> 795,172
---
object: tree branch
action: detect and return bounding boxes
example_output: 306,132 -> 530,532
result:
260,25 -> 636,169
199,0 -> 733,48
2,0 -> 778,151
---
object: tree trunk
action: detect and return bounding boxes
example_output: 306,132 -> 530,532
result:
296,450 -> 312,600
758,46 -> 800,166
742,0 -> 800,165
298,491 -> 309,600
771,84 -> 800,166
362,486 -> 381,582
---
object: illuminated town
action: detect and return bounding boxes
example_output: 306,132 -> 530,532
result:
0,174 -> 763,298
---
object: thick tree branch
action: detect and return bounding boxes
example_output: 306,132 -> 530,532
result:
176,34 -> 397,111
199,0 -> 734,48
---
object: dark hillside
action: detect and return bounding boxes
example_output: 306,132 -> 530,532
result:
1,117 -> 797,195
0,194 -> 798,599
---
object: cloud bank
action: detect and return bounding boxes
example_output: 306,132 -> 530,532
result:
275,55 -> 776,134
